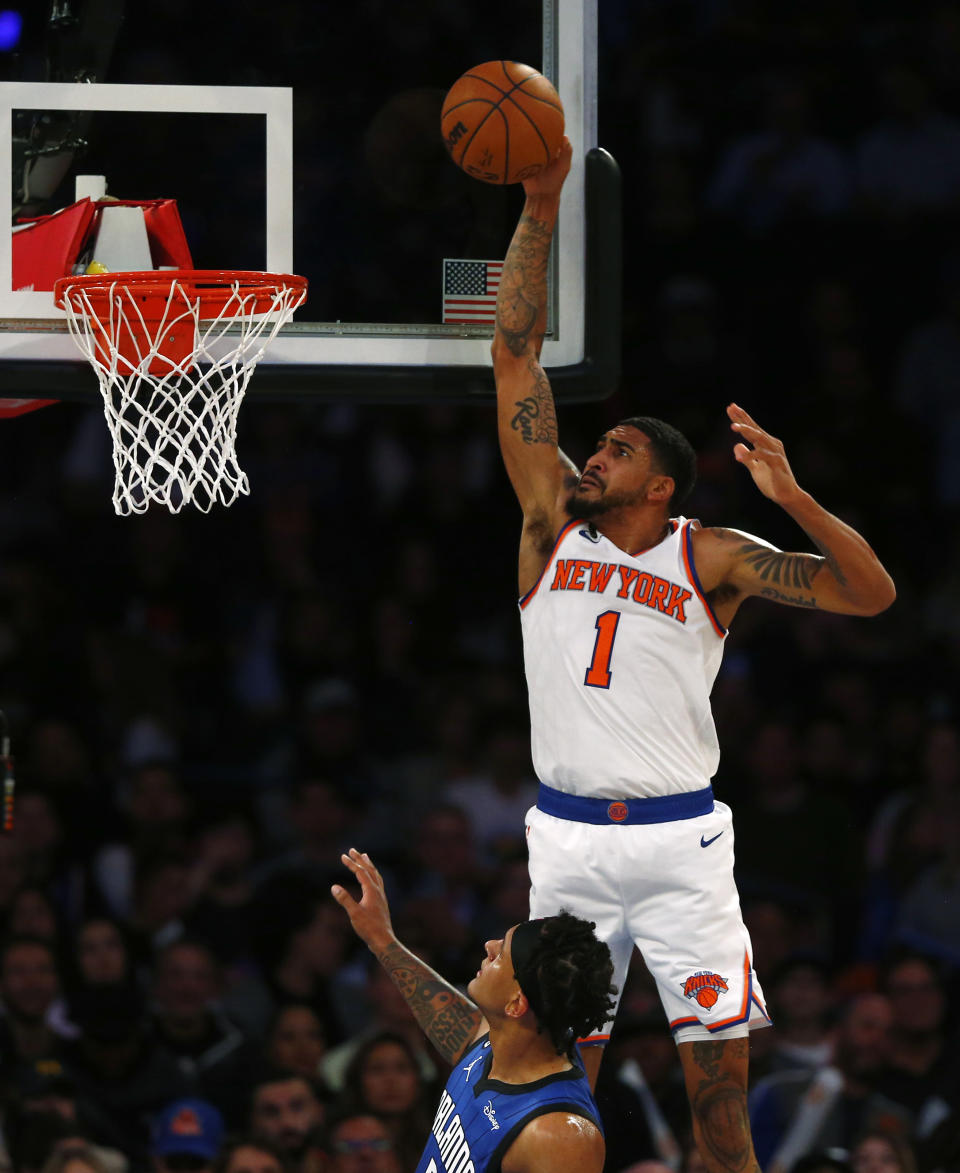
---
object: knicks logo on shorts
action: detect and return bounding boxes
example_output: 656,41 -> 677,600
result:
683,971 -> 729,1009
607,802 -> 629,822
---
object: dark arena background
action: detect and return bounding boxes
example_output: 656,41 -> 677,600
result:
1,3 -> 959,1173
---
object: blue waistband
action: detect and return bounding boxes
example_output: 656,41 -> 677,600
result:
536,782 -> 714,825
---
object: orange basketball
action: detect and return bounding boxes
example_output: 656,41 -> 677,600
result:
697,988 -> 719,1008
441,60 -> 565,185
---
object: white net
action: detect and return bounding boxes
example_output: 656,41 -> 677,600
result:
57,272 -> 307,515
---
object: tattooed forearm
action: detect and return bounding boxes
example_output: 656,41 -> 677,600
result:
496,213 -> 552,356
376,944 -> 482,1063
735,541 -> 823,590
510,359 -> 558,445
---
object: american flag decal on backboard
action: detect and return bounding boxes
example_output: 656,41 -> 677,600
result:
442,259 -> 503,325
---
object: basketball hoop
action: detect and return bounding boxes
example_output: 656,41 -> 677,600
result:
53,270 -> 308,515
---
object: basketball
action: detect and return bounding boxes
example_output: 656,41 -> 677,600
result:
441,60 -> 565,185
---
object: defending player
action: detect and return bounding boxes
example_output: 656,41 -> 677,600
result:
491,138 -> 895,1173
332,848 -> 617,1173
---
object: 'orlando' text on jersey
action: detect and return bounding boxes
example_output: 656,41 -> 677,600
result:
519,517 -> 727,800
414,1035 -> 601,1173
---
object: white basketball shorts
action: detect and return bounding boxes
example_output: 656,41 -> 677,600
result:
525,796 -> 771,1045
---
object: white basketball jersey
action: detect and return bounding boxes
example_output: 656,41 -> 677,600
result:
519,517 -> 726,799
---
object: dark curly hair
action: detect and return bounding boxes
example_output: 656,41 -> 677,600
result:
615,416 -> 697,511
517,911 -> 618,1056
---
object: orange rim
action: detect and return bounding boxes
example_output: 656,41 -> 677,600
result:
53,270 -> 307,317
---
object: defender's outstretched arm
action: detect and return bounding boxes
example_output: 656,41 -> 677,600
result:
332,849 -> 485,1064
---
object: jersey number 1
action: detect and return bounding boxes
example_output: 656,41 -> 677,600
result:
584,610 -> 621,688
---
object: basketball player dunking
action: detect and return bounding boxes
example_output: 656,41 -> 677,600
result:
491,138 -> 896,1173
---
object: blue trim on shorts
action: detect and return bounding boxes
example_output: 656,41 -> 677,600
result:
536,782 -> 715,825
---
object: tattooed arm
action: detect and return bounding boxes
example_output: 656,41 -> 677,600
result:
690,404 -> 896,624
332,848 -> 485,1064
492,139 -> 574,596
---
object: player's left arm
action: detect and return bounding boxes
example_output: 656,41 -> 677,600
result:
501,1112 -> 605,1173
331,849 -> 486,1064
693,403 -> 896,618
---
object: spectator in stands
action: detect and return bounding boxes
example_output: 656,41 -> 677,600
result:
264,1004 -> 327,1083
707,74 -> 852,234
72,919 -> 134,990
875,954 -> 960,1118
149,939 -> 261,1128
324,1114 -> 400,1173
248,1070 -> 325,1172
9,787 -> 85,917
895,253 -> 960,508
223,878 -> 358,1046
0,836 -> 27,924
0,936 -> 69,1083
339,1033 -> 432,1173
400,804 -> 483,982
256,779 -> 357,888
749,993 -> 911,1169
211,1137 -> 288,1173
39,1141 -> 116,1173
728,720 -> 860,919
850,1132 -> 918,1173
184,809 -> 260,971
446,712 -> 538,863
149,1098 -> 224,1173
62,983 -> 189,1164
866,723 -> 960,939
91,761 -> 192,922
856,64 -> 960,219
7,885 -> 62,945
8,1058 -> 127,1172
765,956 -> 835,1074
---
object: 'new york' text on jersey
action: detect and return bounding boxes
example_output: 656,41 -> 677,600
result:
519,517 -> 726,799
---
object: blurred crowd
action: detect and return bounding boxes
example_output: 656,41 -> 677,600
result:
3,1 -> 960,1173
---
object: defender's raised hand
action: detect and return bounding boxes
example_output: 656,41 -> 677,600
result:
728,402 -> 802,506
331,849 -> 395,953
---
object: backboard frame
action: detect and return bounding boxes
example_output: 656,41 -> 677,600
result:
1,0 -> 620,403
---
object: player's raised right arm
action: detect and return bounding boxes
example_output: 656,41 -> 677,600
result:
492,139 -> 573,544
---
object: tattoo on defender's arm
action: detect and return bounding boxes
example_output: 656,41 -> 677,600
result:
510,360 -> 559,446
497,213 -> 552,356
375,943 -> 482,1063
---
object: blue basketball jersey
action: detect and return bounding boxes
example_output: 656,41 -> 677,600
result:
414,1034 -> 602,1173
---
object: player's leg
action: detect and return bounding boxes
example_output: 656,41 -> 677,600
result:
677,1036 -> 760,1173
625,801 -> 770,1168
525,805 -> 630,1089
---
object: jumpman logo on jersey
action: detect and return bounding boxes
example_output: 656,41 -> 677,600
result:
462,1055 -> 484,1081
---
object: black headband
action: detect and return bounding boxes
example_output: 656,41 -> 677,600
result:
510,919 -> 548,1020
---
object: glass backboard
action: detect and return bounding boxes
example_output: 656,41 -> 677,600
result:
0,0 -> 619,403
